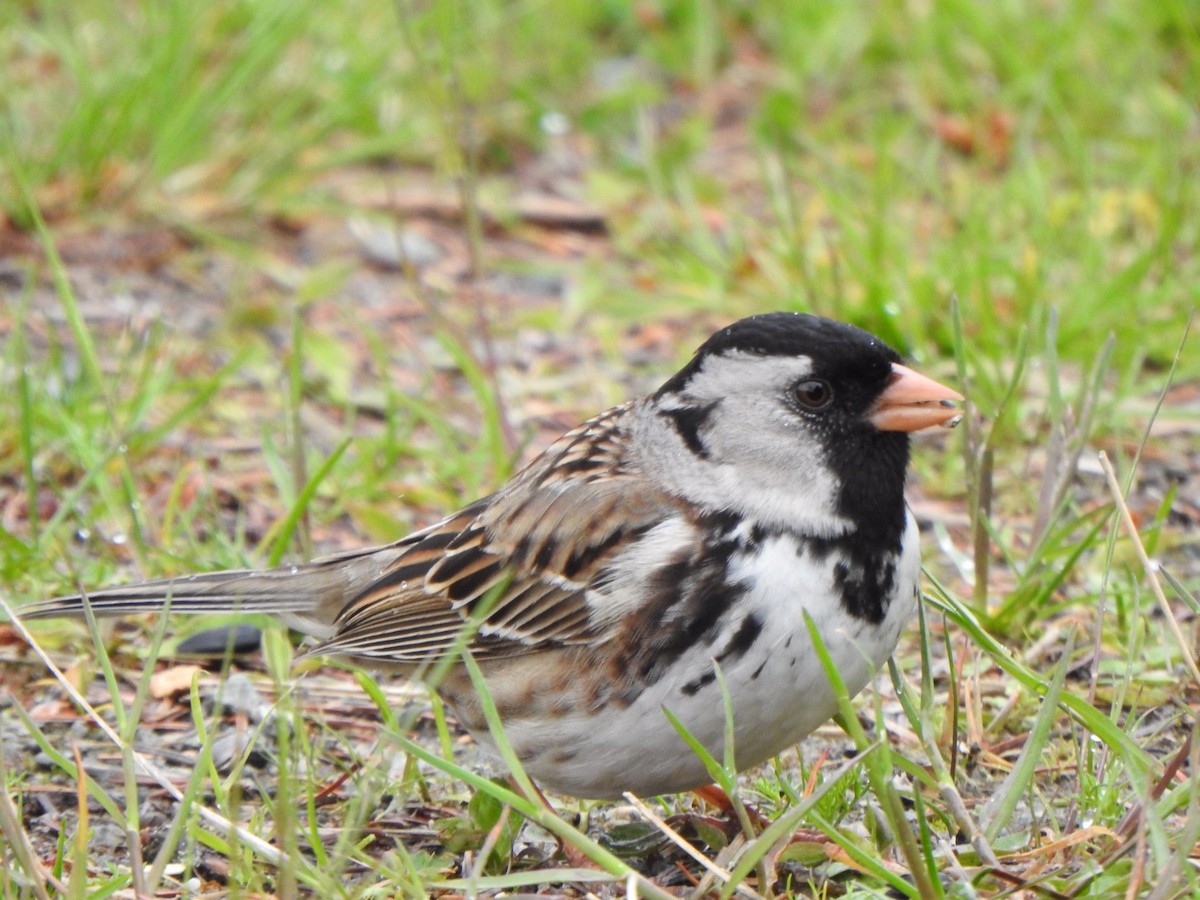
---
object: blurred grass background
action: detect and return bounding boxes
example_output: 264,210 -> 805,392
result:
2,0 -> 1199,896
4,0 -> 1196,364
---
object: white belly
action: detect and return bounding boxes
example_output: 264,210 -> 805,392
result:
483,519 -> 921,798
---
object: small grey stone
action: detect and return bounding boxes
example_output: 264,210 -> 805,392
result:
214,673 -> 267,719
348,217 -> 443,269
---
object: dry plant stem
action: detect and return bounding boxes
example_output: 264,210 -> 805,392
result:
938,781 -> 1002,869
901,651 -> 1002,868
934,836 -> 975,889
388,0 -> 516,455
467,283 -> 519,454
946,638 -> 966,781
1087,580 -> 1108,708
0,745 -> 59,900
987,866 -> 1071,899
1126,816 -> 1147,900
447,32 -> 517,455
689,833 -> 748,899
1097,451 -> 1200,686
0,594 -> 288,868
1143,725 -> 1200,900
973,446 -> 994,610
1039,335 -> 1112,548
1116,732 -> 1193,841
70,743 -> 89,896
622,792 -> 764,900
314,759 -> 362,801
1033,412 -> 1068,546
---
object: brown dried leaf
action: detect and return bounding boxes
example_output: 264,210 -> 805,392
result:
149,664 -> 203,699
934,115 -> 976,155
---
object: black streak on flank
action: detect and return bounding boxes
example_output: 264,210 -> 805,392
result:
659,402 -> 718,459
639,559 -> 734,674
702,508 -> 744,537
719,613 -> 763,663
680,612 -> 763,696
681,670 -> 716,696
627,512 -> 748,683
749,522 -> 778,549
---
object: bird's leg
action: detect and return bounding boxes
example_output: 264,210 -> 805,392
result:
691,784 -> 829,844
691,784 -> 770,831
505,775 -> 598,868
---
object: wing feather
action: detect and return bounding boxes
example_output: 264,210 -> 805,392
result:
312,403 -> 684,665
22,401 -> 688,670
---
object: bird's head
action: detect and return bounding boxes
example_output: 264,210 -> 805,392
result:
640,312 -> 963,536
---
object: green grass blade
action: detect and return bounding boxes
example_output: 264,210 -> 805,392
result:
980,629 -> 1072,842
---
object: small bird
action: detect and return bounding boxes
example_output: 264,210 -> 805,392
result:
22,313 -> 962,799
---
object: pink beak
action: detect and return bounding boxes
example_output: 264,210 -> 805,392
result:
868,364 -> 964,433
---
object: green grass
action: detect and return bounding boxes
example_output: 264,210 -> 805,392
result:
2,0 -> 1199,896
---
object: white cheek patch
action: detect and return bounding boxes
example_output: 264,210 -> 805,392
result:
631,358 -> 858,535
682,351 -> 815,403
702,462 -> 851,537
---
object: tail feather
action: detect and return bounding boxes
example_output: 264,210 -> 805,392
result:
17,548 -> 403,639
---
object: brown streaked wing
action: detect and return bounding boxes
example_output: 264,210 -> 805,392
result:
310,403 -> 679,664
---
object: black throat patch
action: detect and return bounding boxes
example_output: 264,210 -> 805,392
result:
803,430 -> 910,624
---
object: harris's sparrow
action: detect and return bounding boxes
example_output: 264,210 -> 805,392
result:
22,312 -> 962,799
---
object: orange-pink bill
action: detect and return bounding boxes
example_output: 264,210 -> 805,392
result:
868,364 -> 964,433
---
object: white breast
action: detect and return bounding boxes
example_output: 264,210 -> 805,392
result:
490,513 -> 921,798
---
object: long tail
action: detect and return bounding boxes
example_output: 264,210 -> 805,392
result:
16,547 -> 403,640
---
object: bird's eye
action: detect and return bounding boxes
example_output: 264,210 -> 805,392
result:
794,379 -> 833,409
